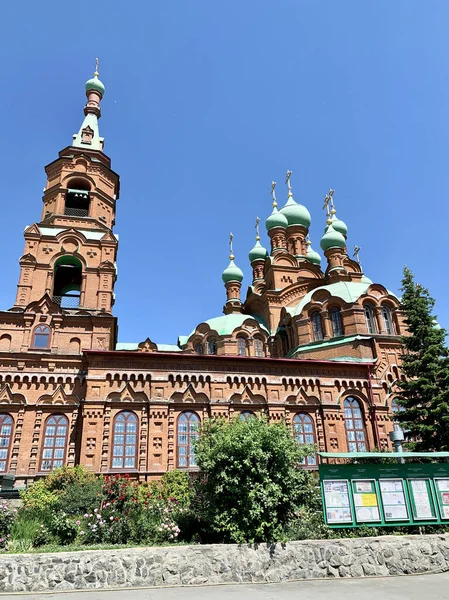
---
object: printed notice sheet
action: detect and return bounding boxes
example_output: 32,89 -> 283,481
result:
379,479 -> 408,521
352,480 -> 380,522
323,480 -> 353,524
409,479 -> 435,519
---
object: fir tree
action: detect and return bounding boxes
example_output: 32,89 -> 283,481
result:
396,267 -> 449,450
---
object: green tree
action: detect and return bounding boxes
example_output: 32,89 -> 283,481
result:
193,415 -> 316,543
396,267 -> 449,450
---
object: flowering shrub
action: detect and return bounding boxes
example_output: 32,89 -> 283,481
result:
0,500 -> 16,548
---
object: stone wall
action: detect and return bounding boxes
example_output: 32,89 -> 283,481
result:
0,534 -> 448,592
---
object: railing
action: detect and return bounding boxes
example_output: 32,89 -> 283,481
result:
64,207 -> 89,217
52,295 -> 80,309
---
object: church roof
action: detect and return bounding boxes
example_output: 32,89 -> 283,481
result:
186,313 -> 270,340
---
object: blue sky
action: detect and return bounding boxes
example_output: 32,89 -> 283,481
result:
0,1 -> 448,344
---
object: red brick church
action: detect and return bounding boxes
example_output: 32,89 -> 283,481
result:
0,67 -> 405,487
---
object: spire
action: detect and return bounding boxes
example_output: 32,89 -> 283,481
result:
222,233 -> 243,314
326,189 -> 348,237
73,59 -> 105,151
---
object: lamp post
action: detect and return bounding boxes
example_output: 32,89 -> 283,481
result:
389,428 -> 405,464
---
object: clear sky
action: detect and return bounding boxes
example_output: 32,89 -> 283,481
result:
0,1 -> 448,344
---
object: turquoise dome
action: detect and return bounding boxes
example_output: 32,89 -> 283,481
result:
307,245 -> 321,265
432,318 -> 442,330
249,240 -> 268,263
265,207 -> 288,231
222,259 -> 244,283
361,275 -> 373,284
280,196 -> 311,228
85,75 -> 105,96
331,215 -> 348,236
320,224 -> 346,251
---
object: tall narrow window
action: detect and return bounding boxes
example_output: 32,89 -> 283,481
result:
111,411 -> 138,469
311,311 -> 324,341
32,325 -> 51,349
239,410 -> 255,421
330,308 -> 343,337
0,415 -> 13,472
237,336 -> 246,356
207,338 -> 217,355
194,343 -> 203,355
382,306 -> 395,335
364,304 -> 377,334
254,338 -> 264,357
177,411 -> 200,468
344,398 -> 367,452
293,413 -> 317,466
40,415 -> 68,472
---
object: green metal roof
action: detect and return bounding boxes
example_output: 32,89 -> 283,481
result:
116,343 -> 139,350
115,342 -> 181,352
318,452 -> 449,458
288,334 -> 372,358
187,313 -> 270,339
156,344 -> 181,352
289,282 -> 372,317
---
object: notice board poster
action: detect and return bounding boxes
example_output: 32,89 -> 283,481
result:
379,479 -> 409,521
352,480 -> 380,522
323,480 -> 353,524
408,478 -> 436,520
434,479 -> 449,520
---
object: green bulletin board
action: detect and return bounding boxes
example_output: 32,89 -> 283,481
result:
319,462 -> 449,528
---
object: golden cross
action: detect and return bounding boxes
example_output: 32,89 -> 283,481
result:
328,188 -> 335,209
285,170 -> 292,193
271,181 -> 277,206
255,217 -> 260,240
353,245 -> 361,264
229,232 -> 234,259
94,58 -> 99,77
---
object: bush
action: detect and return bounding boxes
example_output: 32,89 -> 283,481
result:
159,470 -> 193,509
0,500 -> 17,548
193,415 -> 316,543
20,479 -> 60,516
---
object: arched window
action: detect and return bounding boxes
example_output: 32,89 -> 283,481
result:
293,413 -> 317,466
40,415 -> 68,472
177,411 -> 200,468
330,308 -> 343,337
364,304 -> 377,334
111,411 -> 138,469
207,338 -> 217,355
254,338 -> 264,357
194,343 -> 203,355
311,311 -> 323,341
0,415 -> 13,472
239,410 -> 255,421
32,325 -> 51,349
65,179 -> 90,217
344,398 -> 367,452
237,336 -> 247,356
53,256 -> 82,309
382,306 -> 395,335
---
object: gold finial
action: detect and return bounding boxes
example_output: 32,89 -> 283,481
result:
255,216 -> 261,241
306,234 -> 311,247
353,245 -> 361,264
285,170 -> 293,195
271,181 -> 277,207
229,232 -> 234,260
94,58 -> 99,77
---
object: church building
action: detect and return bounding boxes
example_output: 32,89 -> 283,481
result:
0,68 -> 404,486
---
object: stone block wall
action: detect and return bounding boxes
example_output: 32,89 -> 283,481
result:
0,534 -> 448,593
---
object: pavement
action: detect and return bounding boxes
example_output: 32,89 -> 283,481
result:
2,572 -> 449,599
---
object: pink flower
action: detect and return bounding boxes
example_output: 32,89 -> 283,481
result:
76,520 -> 81,525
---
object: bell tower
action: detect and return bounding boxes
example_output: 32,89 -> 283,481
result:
10,62 -> 120,351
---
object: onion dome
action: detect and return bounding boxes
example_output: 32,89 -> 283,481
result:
432,318 -> 442,330
280,195 -> 311,228
222,258 -> 243,283
320,223 -> 346,251
250,217 -> 268,262
85,60 -> 105,96
330,213 -> 348,236
265,206 -> 288,231
361,275 -> 373,284
306,238 -> 321,265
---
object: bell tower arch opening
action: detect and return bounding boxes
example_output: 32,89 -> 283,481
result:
64,178 -> 91,217
52,256 -> 83,308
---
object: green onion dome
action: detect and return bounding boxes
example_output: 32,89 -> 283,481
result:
320,224 -> 346,251
331,214 -> 348,236
361,275 -> 373,284
222,258 -> 244,283
307,242 -> 322,265
249,239 -> 268,263
432,318 -> 442,330
265,207 -> 288,231
280,195 -> 311,228
85,75 -> 105,96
